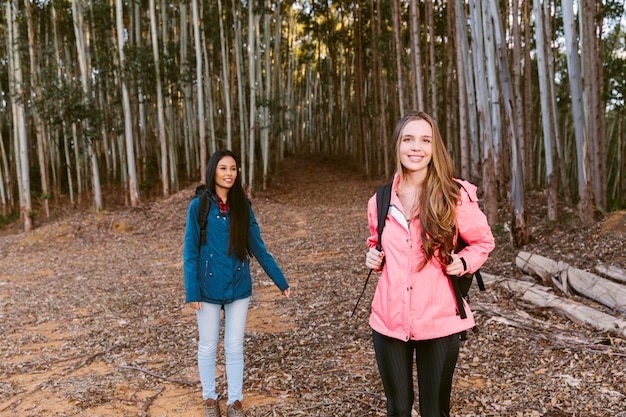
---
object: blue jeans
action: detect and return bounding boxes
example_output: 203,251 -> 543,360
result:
196,297 -> 249,405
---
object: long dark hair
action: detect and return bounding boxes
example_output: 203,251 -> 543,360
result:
206,150 -> 249,261
392,111 -> 459,270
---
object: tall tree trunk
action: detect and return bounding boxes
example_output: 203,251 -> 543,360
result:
149,0 -> 169,197
191,0 -> 206,183
481,0 -> 503,194
562,0 -> 594,225
532,0 -> 557,221
373,0 -> 389,178
390,0 -> 405,116
453,0 -> 468,179
218,0 -> 233,151
490,0 -> 528,246
409,0 -> 424,111
455,0 -> 479,179
426,0 -> 437,117
260,2 -> 271,191
115,0 -> 140,206
247,0 -> 258,195
354,2 -> 368,176
6,0 -> 32,231
180,3 -> 195,178
24,0 -> 49,219
469,0 -> 497,224
72,0 -> 103,211
581,0 -> 606,210
232,0 -> 248,185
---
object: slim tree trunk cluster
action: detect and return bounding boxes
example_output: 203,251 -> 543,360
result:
0,1 -> 623,237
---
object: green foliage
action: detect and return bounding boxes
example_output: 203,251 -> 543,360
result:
0,212 -> 20,228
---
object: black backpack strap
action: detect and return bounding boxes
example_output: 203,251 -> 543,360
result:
474,270 -> 485,291
352,182 -> 392,318
450,276 -> 468,319
375,183 -> 392,252
450,179 -> 485,337
197,188 -> 211,247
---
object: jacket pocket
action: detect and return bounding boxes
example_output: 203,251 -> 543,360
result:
199,254 -> 216,296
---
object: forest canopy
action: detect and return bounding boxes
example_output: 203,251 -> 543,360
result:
0,0 -> 625,242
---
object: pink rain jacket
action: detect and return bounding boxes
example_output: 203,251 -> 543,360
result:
367,174 -> 495,342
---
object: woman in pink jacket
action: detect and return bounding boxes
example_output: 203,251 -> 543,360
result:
365,111 -> 495,417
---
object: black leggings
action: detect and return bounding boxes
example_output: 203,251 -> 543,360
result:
372,330 -> 461,417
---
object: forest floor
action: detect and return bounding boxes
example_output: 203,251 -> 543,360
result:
0,156 -> 625,417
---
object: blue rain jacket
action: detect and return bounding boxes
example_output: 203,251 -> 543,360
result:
183,194 -> 288,304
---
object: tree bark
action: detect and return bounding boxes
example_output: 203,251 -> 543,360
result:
516,251 -> 626,314
6,0 -> 33,231
115,0 -> 140,206
532,0 -> 557,221
483,273 -> 626,339
390,0 -> 405,116
191,0 -> 206,183
562,1 -> 594,225
149,0 -> 169,197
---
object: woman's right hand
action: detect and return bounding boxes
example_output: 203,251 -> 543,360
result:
365,247 -> 384,271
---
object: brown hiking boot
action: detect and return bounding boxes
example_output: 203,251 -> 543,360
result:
205,398 -> 221,417
226,400 -> 245,417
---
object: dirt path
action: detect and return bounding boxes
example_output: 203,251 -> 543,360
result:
1,157 -> 625,417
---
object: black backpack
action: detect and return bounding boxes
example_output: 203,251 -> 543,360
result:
352,182 -> 485,326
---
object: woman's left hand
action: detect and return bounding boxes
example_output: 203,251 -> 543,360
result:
445,253 -> 465,276
282,288 -> 291,298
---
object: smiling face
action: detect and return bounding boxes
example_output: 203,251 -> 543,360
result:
397,118 -> 433,175
214,155 -> 238,195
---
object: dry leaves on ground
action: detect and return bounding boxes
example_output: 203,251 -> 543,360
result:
0,157 -> 624,417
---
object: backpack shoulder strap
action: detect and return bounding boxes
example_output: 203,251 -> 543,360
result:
197,188 -> 211,246
375,182 -> 393,251
351,182 -> 392,318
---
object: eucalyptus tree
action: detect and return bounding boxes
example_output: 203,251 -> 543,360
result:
179,3 -> 195,179
149,0 -> 169,197
454,0 -> 479,180
72,0 -> 103,211
426,0 -> 437,117
260,0 -> 272,191
390,0 -> 405,116
480,0 -> 502,193
581,0 -> 607,211
191,0 -> 207,184
23,0 -> 50,219
217,0 -> 233,151
562,0 -> 594,225
132,0 -> 148,182
468,0 -> 497,224
232,0 -> 248,184
532,0 -> 558,220
247,0 -> 258,194
370,0 -> 390,178
5,0 -> 32,230
489,0 -> 528,245
408,0 -> 424,111
115,0 -> 140,206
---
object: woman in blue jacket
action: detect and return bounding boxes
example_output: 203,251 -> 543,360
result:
184,150 -> 290,417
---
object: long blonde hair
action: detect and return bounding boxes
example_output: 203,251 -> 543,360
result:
393,111 -> 459,269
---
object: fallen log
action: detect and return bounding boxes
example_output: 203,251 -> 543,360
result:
594,264 -> 626,284
516,251 -> 626,314
481,273 -> 626,339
